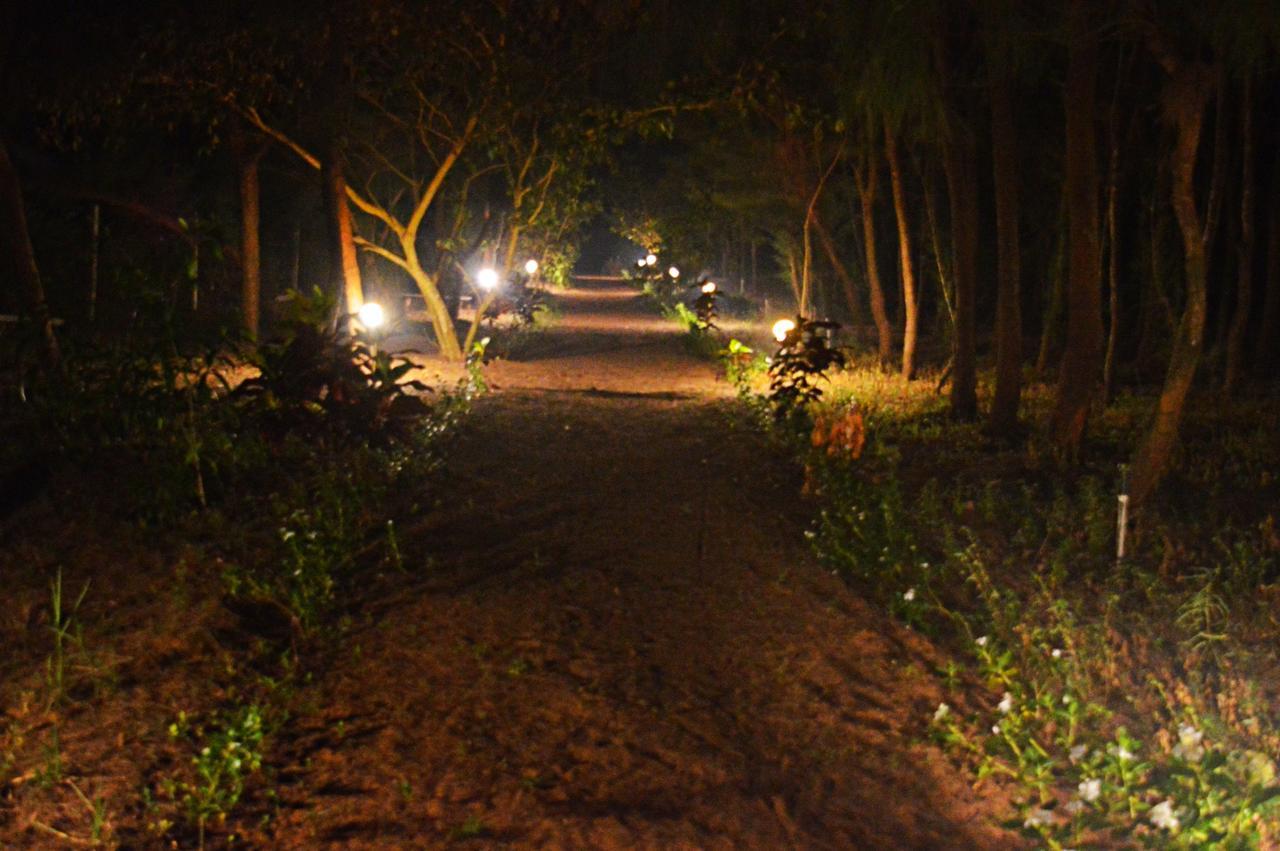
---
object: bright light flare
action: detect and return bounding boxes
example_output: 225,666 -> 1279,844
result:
668,266 -> 680,279
477,267 -> 500,290
645,253 -> 657,266
700,281 -> 716,294
524,259 -> 539,275
772,318 -> 796,343
357,301 -> 386,329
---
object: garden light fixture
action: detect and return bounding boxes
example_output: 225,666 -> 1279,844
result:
357,301 -> 386,330
668,266 -> 680,279
477,267 -> 500,290
701,281 -> 716,294
524,259 -> 539,275
772,318 -> 796,343
645,253 -> 657,266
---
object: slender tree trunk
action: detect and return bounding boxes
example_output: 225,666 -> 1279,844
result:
321,142 -> 363,316
1224,75 -> 1254,395
813,213 -> 859,325
1036,228 -> 1066,375
1102,91 -> 1122,402
1129,53 -> 1213,505
1136,170 -> 1177,369
854,158 -> 893,365
1257,155 -> 1280,370
921,165 -> 955,342
1100,138 -> 1121,401
884,122 -> 919,379
988,72 -> 1022,432
0,135 -> 60,365
233,126 -> 265,338
1049,0 -> 1103,456
88,203 -> 100,324
942,130 -> 979,420
1201,65 -> 1228,250
289,218 -> 301,292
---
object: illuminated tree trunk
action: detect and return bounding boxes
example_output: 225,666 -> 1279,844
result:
1129,51 -> 1213,505
0,135 -> 59,365
853,158 -> 893,365
322,143 -> 363,316
988,72 -> 1022,432
884,122 -> 919,380
1049,0 -> 1102,456
1223,75 -> 1254,396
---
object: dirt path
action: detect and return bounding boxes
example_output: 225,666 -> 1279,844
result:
270,283 -> 1009,848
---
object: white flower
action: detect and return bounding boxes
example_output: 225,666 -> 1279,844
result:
1051,648 -> 1063,659
1107,744 -> 1134,762
1023,807 -> 1055,829
933,702 -> 951,723
1069,744 -> 1089,763
975,635 -> 988,647
1149,799 -> 1180,831
992,724 -> 1001,735
1173,723 -> 1205,763
997,692 -> 1014,714
903,587 -> 916,602
1062,693 -> 1073,704
1063,799 -> 1086,815
1077,778 -> 1102,802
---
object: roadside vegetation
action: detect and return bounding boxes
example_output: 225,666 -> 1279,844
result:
0,290 -> 469,847
728,350 -> 1280,848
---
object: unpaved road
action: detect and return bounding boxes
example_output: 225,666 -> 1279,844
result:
270,282 -> 1009,849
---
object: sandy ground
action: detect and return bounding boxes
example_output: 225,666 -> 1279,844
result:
263,282 -> 1013,848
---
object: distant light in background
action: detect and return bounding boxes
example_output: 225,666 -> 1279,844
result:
645,253 -> 657,266
477,267 -> 500,290
772,318 -> 796,342
357,301 -> 386,329
668,266 -> 680,279
524,259 -> 539,275
701,281 -> 716,294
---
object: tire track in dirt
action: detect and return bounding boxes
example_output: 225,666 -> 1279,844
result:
268,283 -> 1013,849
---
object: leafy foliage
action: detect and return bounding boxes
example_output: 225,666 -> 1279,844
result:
766,317 -> 846,417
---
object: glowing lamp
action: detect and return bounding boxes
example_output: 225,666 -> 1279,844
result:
772,318 -> 796,343
477,267 -> 499,290
357,302 -> 386,329
701,281 -> 716,294
645,253 -> 657,266
668,266 -> 680,279
524,259 -> 539,275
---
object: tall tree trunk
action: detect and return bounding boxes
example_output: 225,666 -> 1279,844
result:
854,157 -> 894,365
1101,55 -> 1128,403
921,164 -> 955,342
321,142 -> 363,316
813,213 -> 859,325
232,125 -> 265,338
1257,154 -> 1280,370
942,130 -> 979,420
1129,48 -> 1214,505
1201,65 -> 1228,250
0,135 -> 60,365
88,203 -> 100,324
988,72 -> 1022,432
1224,75 -> 1254,395
884,122 -> 919,379
1049,0 -> 1103,456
